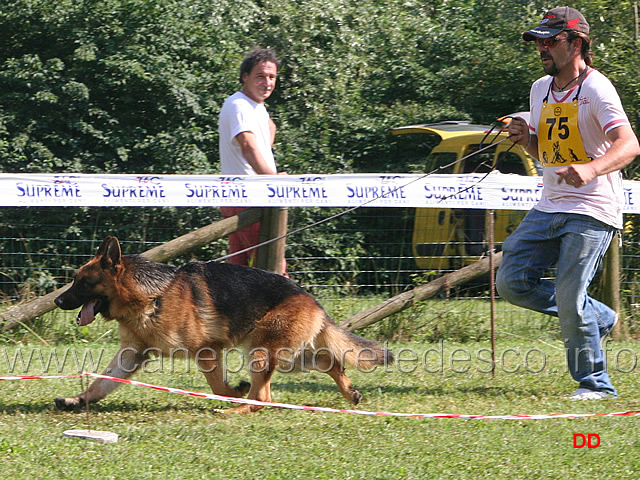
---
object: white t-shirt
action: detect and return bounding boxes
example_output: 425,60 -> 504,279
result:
528,68 -> 630,228
219,91 -> 277,175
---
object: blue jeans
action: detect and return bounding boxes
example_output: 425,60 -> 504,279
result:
496,209 -> 617,395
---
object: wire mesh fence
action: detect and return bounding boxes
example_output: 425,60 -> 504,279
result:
1,206 -> 639,338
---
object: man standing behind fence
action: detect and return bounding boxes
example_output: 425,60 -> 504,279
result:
219,47 -> 287,269
496,7 -> 640,400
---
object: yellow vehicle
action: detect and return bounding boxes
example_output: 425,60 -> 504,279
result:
390,114 -> 541,270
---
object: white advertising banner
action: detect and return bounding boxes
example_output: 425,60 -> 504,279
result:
1,172 -> 639,212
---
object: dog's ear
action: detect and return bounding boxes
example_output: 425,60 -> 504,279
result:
99,236 -> 122,272
96,236 -> 115,258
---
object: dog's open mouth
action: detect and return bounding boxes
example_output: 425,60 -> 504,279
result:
77,300 -> 101,327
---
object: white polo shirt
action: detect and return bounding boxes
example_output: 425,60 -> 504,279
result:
528,68 -> 631,228
219,91 -> 276,175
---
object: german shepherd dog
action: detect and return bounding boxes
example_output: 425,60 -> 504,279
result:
54,236 -> 393,414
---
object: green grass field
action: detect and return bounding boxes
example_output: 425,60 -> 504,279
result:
2,305 -> 640,479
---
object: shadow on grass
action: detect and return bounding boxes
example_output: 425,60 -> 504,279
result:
417,384 -> 543,397
0,381 -> 543,415
0,401 -> 56,415
271,379 -> 541,398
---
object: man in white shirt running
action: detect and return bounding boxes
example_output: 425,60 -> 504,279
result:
497,6 -> 640,400
219,47 -> 287,269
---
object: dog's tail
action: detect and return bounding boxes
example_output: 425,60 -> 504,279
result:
316,318 -> 394,369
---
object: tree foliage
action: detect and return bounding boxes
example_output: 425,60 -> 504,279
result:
2,0 -> 636,177
1,0 -> 639,293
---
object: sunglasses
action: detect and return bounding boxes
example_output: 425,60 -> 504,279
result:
534,35 -> 567,48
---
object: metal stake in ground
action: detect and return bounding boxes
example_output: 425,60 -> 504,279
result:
62,373 -> 119,443
488,209 -> 497,377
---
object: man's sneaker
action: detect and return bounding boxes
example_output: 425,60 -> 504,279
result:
568,388 -> 613,400
600,313 -> 619,346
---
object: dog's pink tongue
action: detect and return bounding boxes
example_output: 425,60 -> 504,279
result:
77,302 -> 96,326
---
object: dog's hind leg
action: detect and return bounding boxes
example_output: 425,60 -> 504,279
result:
313,353 -> 363,405
197,350 -> 251,398
54,347 -> 147,410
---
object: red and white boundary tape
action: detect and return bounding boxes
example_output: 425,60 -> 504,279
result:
2,372 -> 639,420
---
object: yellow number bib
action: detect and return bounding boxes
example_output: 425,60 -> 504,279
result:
538,85 -> 592,167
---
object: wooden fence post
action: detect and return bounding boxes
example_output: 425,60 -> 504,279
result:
602,231 -> 623,339
257,207 -> 288,274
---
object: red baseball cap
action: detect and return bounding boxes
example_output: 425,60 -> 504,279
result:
523,6 -> 590,41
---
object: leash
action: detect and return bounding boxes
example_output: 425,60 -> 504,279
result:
216,129 -> 519,262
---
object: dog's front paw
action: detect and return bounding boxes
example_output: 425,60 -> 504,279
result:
54,396 -> 84,411
235,380 -> 251,397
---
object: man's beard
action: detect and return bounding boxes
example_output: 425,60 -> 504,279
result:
541,55 -> 560,76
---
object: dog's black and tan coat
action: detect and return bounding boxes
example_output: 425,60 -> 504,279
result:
54,236 -> 393,413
